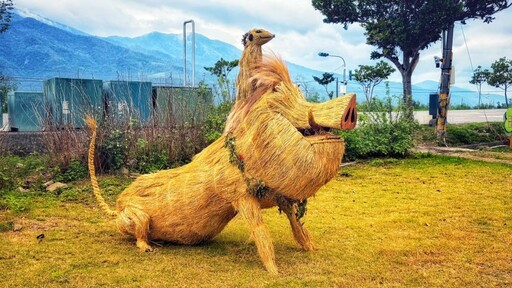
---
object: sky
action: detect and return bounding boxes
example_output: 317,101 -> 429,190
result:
13,0 -> 512,93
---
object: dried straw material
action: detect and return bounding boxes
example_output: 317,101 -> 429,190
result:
85,115 -> 117,217
236,28 -> 275,102
87,55 -> 357,273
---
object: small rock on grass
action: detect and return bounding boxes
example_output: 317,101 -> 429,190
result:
46,182 -> 67,192
13,223 -> 23,232
43,180 -> 54,187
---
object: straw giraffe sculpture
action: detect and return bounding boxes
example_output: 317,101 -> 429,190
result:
87,53 -> 357,275
226,28 -> 274,132
236,28 -> 275,102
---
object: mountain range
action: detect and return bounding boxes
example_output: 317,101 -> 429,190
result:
0,10 -> 507,107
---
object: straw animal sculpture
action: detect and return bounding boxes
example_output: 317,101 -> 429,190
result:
226,28 -> 274,133
236,28 -> 275,102
86,56 -> 357,274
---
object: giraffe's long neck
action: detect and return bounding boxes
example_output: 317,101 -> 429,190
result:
236,45 -> 262,102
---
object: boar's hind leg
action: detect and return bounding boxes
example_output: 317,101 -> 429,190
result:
235,195 -> 278,275
117,207 -> 153,252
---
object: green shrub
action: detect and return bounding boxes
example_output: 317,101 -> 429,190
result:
98,129 -> 127,172
55,159 -> 89,183
203,101 -> 233,143
451,103 -> 472,110
0,154 -> 52,191
340,96 -> 418,161
445,122 -> 506,146
1,193 -> 32,214
129,139 -> 171,174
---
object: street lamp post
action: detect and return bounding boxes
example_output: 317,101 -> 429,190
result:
318,52 -> 347,96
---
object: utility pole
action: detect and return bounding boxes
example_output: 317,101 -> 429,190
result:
335,77 -> 339,98
183,20 -> 195,87
436,23 -> 454,141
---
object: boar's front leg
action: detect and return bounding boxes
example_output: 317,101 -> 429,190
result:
235,194 -> 278,275
276,196 -> 316,251
284,209 -> 316,251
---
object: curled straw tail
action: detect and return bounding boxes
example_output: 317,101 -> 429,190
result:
85,115 -> 118,217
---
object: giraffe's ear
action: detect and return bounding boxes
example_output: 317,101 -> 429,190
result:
248,33 -> 253,42
242,32 -> 249,46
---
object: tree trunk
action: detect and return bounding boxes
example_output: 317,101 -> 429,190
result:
505,83 -> 509,108
385,51 -> 419,121
477,84 -> 482,107
401,70 -> 414,120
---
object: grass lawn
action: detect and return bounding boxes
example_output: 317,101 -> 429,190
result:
1,155 -> 511,287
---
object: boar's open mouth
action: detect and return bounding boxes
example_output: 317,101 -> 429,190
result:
297,117 -> 342,142
297,127 -> 338,138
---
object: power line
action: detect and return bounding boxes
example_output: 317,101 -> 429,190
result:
460,23 -> 474,72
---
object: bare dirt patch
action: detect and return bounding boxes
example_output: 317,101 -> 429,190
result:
413,145 -> 512,165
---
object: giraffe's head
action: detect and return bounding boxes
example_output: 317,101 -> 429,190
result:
242,28 -> 275,48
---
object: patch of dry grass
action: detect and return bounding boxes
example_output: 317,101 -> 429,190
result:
1,155 -> 511,287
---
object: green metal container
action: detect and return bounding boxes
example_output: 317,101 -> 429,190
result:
7,91 -> 46,132
103,81 -> 152,124
153,86 -> 213,126
43,78 -> 103,128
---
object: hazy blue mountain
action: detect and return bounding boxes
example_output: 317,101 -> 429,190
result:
1,10 -> 506,107
411,80 -> 505,107
0,16 -> 174,82
105,32 -> 243,65
103,32 -> 243,82
14,8 -> 90,36
102,32 -> 328,87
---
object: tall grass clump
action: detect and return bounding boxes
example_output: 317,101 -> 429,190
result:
33,81 -> 219,176
95,83 -> 213,174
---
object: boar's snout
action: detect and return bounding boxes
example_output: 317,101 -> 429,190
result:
340,95 -> 357,130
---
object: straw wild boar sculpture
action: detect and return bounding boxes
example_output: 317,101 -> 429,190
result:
86,56 -> 357,274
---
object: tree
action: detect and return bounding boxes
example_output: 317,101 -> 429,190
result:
0,0 -> 13,33
487,57 -> 511,107
204,58 -> 239,102
313,72 -> 335,99
312,0 -> 511,117
296,75 -> 322,103
354,60 -> 395,105
469,65 -> 491,107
